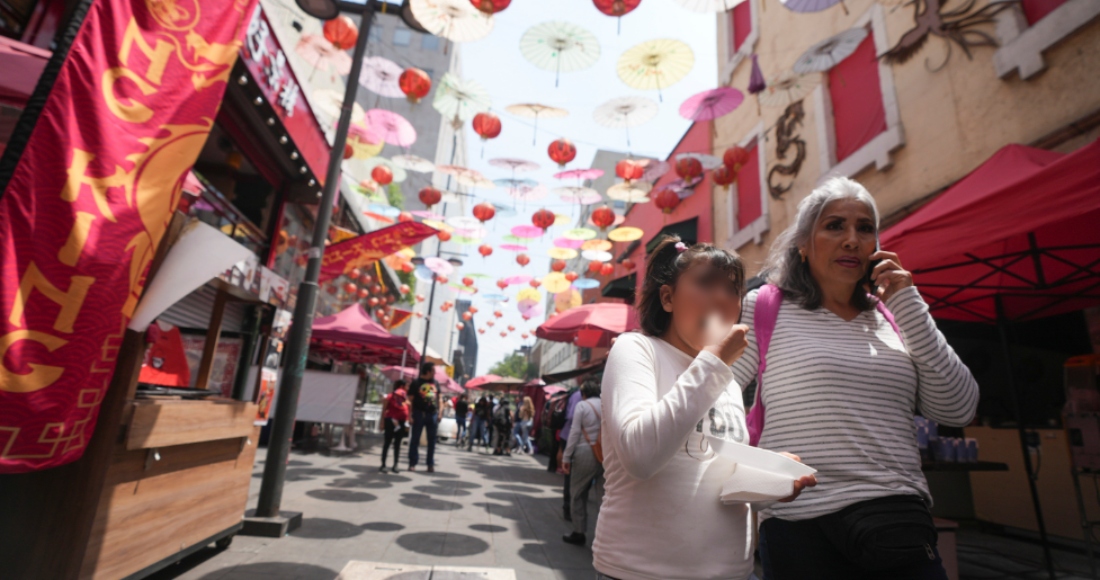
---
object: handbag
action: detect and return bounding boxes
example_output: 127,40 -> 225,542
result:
816,494 -> 938,570
580,400 -> 603,464
745,284 -> 905,446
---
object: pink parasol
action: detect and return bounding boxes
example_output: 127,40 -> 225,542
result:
359,56 -> 405,98
679,87 -> 744,121
454,226 -> 487,238
489,157 -> 540,173
424,257 -> 455,275
411,210 -> 446,220
640,159 -> 670,181
561,191 -> 603,205
508,184 -> 548,203
295,35 -> 351,77
505,275 -> 533,285
510,225 -> 544,238
365,109 -> 417,147
500,243 -> 529,251
553,237 -> 585,249
554,168 -> 605,181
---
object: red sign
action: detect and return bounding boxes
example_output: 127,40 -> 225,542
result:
0,0 -> 258,472
241,4 -> 330,183
319,222 -> 439,282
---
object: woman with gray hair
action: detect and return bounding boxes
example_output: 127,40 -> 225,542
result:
731,177 -> 979,579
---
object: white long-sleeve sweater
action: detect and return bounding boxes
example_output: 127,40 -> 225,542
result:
731,285 -> 979,521
593,332 -> 754,580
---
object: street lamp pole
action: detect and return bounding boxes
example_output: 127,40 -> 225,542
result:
254,0 -> 377,521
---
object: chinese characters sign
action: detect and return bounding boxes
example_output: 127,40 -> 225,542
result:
0,0 -> 257,472
241,4 -> 330,183
319,222 -> 440,283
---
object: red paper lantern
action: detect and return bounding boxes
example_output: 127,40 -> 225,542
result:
462,276 -> 475,287
350,268 -> 362,280
487,320 -> 495,327
462,311 -> 473,321
675,157 -> 703,181
397,211 -> 413,223
470,0 -> 511,14
615,159 -> 645,182
593,0 -> 641,16
591,205 -> 616,230
376,308 -> 386,319
327,284 -> 337,295
457,322 -> 465,330
472,202 -> 496,224
343,143 -> 354,159
516,253 -> 530,267
587,261 -> 602,274
415,311 -> 424,318
494,310 -> 503,318
400,284 -> 410,294
323,15 -> 358,50
531,208 -> 555,231
501,331 -> 508,337
416,294 -> 426,302
382,316 -> 391,326
357,288 -> 369,299
600,263 -> 614,276
399,68 -> 432,103
712,164 -> 736,188
529,279 -> 541,288
343,282 -> 357,294
479,244 -> 493,258
436,275 -> 449,284
548,138 -> 577,167
419,186 -> 442,208
622,258 -> 636,272
372,165 -> 393,186
654,188 -> 681,214
370,283 -> 383,294
522,333 -> 529,339
508,325 -> 516,331
565,271 -> 579,282
496,279 -> 508,290
361,273 -> 374,285
723,146 -> 751,173
401,263 -> 414,273
368,297 -> 380,307
479,329 -> 486,334
437,230 -> 452,242
551,260 -> 566,272
468,306 -> 478,314
472,112 -> 502,141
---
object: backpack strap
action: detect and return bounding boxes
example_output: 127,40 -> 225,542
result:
753,284 -> 784,408
874,300 -> 904,344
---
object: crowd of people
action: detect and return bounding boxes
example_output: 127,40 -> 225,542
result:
375,177 -> 979,580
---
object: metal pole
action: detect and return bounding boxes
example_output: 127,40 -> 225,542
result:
255,0 -> 376,518
996,296 -> 1056,580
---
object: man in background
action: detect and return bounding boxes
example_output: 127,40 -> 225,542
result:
407,363 -> 441,473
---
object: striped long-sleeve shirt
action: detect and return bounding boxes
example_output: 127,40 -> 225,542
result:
731,285 -> 979,521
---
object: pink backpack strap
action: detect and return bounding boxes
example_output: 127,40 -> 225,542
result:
746,284 -> 783,447
874,300 -> 904,344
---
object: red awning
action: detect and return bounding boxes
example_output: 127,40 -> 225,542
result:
0,37 -> 50,108
310,304 -> 419,365
535,303 -> 639,346
881,139 -> 1100,323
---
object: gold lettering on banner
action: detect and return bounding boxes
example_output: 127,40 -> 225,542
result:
0,330 -> 69,393
9,263 -> 94,334
59,212 -> 96,267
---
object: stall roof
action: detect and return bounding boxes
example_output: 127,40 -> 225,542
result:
310,304 -> 419,365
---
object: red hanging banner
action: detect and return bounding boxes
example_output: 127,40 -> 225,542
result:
319,222 -> 440,282
0,0 -> 258,472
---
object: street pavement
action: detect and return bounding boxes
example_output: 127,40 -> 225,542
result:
150,433 -> 598,580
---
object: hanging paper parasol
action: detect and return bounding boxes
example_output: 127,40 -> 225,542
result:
433,73 -> 492,128
673,0 -> 746,11
505,103 -> 569,145
593,96 -> 659,148
311,89 -> 365,124
608,226 -> 644,242
508,275 -> 535,286
411,210 -> 446,220
447,215 -> 483,230
365,109 -> 417,147
424,257 -> 456,276
391,154 -> 435,173
411,0 -> 494,42
554,185 -> 599,201
563,227 -> 598,241
452,236 -> 480,245
676,152 -> 723,170
508,184 -> 549,204
560,190 -> 603,205
422,219 -> 453,232
493,203 -> 518,218
482,293 -> 508,303
554,237 -> 585,249
582,250 -> 613,263
554,213 -> 572,226
778,0 -> 848,14
617,39 -> 695,102
359,56 -> 405,98
555,288 -> 583,311
453,225 -> 487,238
489,157 -> 540,173
346,132 -> 385,159
639,159 -> 670,181
500,243 -> 529,252
793,27 -> 868,74
296,35 -> 352,78
511,225 -> 544,239
582,239 -> 613,253
495,177 -> 539,189
758,71 -> 820,109
607,181 -> 652,203
519,21 -> 601,87
548,247 -> 578,260
555,168 -> 605,181
679,87 -> 744,121
367,204 -> 401,218
542,273 -> 571,293
571,278 -> 600,290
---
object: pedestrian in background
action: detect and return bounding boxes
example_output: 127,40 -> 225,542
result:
492,398 -> 514,456
454,394 -> 469,446
407,362 -> 441,473
561,381 -> 603,546
379,380 -> 409,473
557,387 -> 583,521
514,396 -> 535,454
468,394 -> 491,452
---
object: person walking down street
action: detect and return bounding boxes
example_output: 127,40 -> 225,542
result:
454,394 -> 469,446
380,380 -> 409,473
513,396 -> 535,453
738,178 -> 979,580
593,236 -> 815,579
468,394 -> 491,452
561,381 -> 604,547
407,362 -> 442,473
491,398 -> 514,456
557,387 -> 583,521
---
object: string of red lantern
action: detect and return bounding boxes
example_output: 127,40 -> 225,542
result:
548,138 -> 576,168
399,68 -> 431,103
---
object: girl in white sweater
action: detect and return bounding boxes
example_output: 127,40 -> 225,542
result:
594,237 -> 816,580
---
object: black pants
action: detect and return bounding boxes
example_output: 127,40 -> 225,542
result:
381,418 -> 404,468
760,514 -> 948,580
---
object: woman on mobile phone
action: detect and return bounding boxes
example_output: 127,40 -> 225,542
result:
737,177 -> 979,579
593,237 -> 816,580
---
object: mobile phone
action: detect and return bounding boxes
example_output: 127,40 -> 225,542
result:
864,238 -> 882,294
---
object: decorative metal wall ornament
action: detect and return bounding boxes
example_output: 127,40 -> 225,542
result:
767,101 -> 806,200
881,0 -> 1017,72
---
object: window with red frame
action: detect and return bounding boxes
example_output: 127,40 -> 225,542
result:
1020,0 -> 1067,25
728,1 -> 752,55
736,139 -> 761,230
828,29 -> 886,163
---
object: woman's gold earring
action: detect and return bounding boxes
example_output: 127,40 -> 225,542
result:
800,251 -> 807,263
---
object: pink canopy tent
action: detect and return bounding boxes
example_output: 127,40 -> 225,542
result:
536,303 -> 639,348
310,304 -> 420,366
466,374 -> 525,392
377,365 -> 462,394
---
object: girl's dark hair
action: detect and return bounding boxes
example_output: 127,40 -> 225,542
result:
394,380 -> 407,391
636,235 -> 746,337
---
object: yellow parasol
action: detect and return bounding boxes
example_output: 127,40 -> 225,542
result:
548,247 -> 579,260
608,226 -> 644,242
616,39 -> 695,102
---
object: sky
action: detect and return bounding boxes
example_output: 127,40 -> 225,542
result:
416,0 -> 719,375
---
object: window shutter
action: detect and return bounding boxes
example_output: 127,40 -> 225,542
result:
737,140 -> 761,230
828,32 -> 886,163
